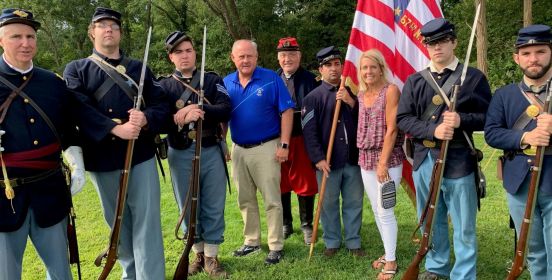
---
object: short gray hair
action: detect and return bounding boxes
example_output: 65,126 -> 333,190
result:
232,39 -> 257,53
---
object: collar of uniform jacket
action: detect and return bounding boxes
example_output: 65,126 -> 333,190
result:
521,76 -> 548,94
92,48 -> 124,66
0,55 -> 32,75
428,56 -> 459,74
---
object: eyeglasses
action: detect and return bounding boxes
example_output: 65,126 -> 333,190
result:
425,38 -> 452,47
95,22 -> 121,31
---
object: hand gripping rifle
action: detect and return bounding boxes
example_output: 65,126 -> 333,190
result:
506,79 -> 552,280
402,4 -> 481,279
173,26 -> 207,280
94,26 -> 153,280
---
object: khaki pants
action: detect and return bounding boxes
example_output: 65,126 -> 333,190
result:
232,138 -> 284,251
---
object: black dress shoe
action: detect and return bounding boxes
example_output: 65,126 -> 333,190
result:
264,250 -> 283,265
233,245 -> 261,257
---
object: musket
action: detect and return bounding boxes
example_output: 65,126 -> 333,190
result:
95,25 -> 153,280
173,26 -> 207,280
402,5 -> 481,279
66,180 -> 82,280
308,78 -> 345,260
506,79 -> 552,280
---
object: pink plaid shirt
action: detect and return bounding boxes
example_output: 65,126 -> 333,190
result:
357,84 -> 405,170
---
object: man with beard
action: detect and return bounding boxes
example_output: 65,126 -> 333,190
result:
397,18 -> 491,280
485,24 -> 552,279
302,46 -> 365,257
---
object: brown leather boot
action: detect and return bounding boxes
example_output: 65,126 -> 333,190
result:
204,256 -> 228,278
188,252 -> 205,276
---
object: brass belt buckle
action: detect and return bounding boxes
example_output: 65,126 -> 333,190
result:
422,140 -> 436,148
523,146 -> 537,156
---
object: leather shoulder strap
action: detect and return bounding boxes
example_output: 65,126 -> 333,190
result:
0,74 -> 61,143
88,55 -> 137,102
419,66 -> 462,122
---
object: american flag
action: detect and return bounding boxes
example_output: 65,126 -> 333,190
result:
342,0 -> 443,202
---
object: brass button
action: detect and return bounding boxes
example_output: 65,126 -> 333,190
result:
112,137 -> 116,141
437,75 -> 442,79
187,100 -> 192,104
24,98 -> 29,103
33,140 -> 38,145
29,118 -> 35,123
431,116 -> 436,120
108,108 -> 113,113
527,159 -> 532,163
23,76 -> 27,81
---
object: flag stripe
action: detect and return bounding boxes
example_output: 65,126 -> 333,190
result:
343,0 -> 443,198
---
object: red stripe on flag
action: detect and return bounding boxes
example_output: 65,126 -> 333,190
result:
356,0 -> 395,30
394,52 -> 418,83
343,61 -> 359,86
396,10 -> 428,56
349,28 -> 396,72
423,0 -> 443,18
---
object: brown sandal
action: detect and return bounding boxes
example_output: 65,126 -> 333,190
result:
377,267 -> 397,280
371,255 -> 386,270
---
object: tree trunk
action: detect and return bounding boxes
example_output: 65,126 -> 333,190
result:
203,0 -> 250,40
476,0 -> 488,75
524,0 -> 532,26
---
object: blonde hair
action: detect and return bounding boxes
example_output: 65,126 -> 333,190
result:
357,49 -> 390,92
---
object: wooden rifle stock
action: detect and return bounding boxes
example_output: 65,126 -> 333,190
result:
67,206 -> 82,280
96,141 -> 136,280
402,85 -> 459,280
174,26 -> 207,280
95,24 -> 152,280
173,114 -> 202,280
506,80 -> 551,280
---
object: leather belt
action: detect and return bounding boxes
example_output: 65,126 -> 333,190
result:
236,135 -> 279,149
415,139 -> 466,149
0,166 -> 61,188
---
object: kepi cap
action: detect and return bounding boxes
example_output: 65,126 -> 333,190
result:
0,8 -> 40,30
91,7 -> 121,24
421,18 -> 455,44
276,37 -> 300,52
515,24 -> 552,48
165,31 -> 192,53
316,46 -> 341,65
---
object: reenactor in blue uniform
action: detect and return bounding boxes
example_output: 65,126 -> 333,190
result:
485,24 -> 552,280
275,37 -> 319,244
301,46 -> 365,257
159,31 -> 231,278
396,19 -> 491,280
0,8 -> 93,279
63,7 -> 168,279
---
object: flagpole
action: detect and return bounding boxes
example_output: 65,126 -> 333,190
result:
308,78 -> 345,260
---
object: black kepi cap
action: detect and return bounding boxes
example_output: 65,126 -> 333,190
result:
515,24 -> 552,48
316,46 -> 341,65
421,18 -> 456,44
0,8 -> 40,30
165,31 -> 192,53
91,7 -> 121,24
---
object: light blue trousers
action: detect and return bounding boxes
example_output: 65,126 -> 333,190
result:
507,176 -> 552,280
168,144 -> 227,245
0,212 -> 71,280
316,163 -> 364,250
413,154 -> 478,280
89,157 -> 165,280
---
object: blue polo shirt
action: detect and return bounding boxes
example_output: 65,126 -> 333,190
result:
224,66 -> 294,145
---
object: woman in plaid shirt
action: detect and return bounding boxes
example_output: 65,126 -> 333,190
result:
356,49 -> 405,280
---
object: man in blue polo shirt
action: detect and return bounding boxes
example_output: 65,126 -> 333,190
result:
224,39 -> 294,265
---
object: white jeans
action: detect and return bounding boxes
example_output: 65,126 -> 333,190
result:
360,164 -> 402,261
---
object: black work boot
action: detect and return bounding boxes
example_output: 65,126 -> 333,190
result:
298,195 -> 315,245
281,192 -> 294,239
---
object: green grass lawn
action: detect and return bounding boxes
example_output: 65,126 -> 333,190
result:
21,134 -> 531,279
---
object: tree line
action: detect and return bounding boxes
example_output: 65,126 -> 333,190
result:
1,0 -> 550,89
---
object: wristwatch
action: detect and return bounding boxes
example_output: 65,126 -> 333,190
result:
279,142 -> 289,149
